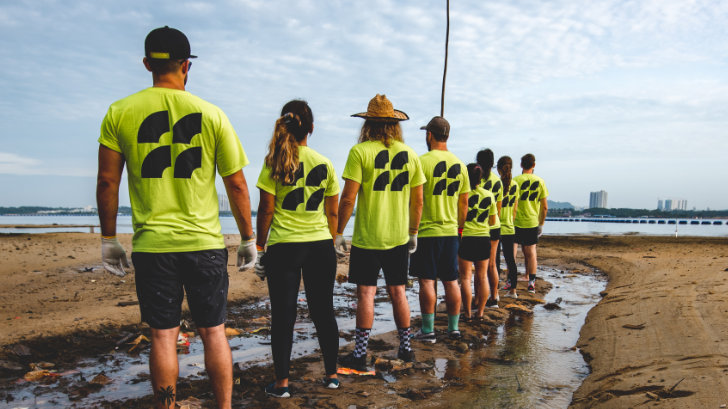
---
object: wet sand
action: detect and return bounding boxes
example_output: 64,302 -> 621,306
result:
1,233 -> 727,407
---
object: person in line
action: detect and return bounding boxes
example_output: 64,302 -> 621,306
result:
513,153 -> 549,293
96,26 -> 256,409
410,116 -> 469,342
497,156 -> 520,298
458,164 -> 497,321
476,148 -> 503,308
336,94 -> 425,369
254,100 -> 341,398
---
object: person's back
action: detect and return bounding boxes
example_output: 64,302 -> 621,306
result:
418,149 -> 469,236
513,172 -> 548,228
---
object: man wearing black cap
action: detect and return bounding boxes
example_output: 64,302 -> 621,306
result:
410,116 -> 469,342
96,26 -> 256,409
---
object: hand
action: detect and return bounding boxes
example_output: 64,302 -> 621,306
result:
253,251 -> 266,281
407,234 -> 418,254
537,225 -> 544,237
334,234 -> 348,257
237,239 -> 257,271
101,237 -> 129,277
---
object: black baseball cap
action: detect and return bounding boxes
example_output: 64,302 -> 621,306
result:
420,116 -> 450,137
145,26 -> 197,60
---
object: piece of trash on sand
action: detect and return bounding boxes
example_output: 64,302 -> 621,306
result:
29,362 -> 55,370
177,397 -> 203,409
337,367 -> 376,376
623,323 -> 646,330
249,327 -> 270,334
225,327 -> 243,337
23,369 -> 59,382
117,300 -> 139,307
177,333 -> 190,347
128,335 -> 150,352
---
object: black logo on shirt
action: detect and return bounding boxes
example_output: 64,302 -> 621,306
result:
138,111 -> 202,178
281,163 -> 328,211
465,194 -> 493,223
483,178 -> 502,196
503,184 -> 517,207
432,161 -> 461,196
373,150 -> 409,191
519,179 -> 541,202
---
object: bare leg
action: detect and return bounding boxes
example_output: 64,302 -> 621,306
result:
418,278 -> 437,314
522,244 -> 538,280
386,285 -> 410,329
197,325 -> 232,408
474,259 -> 489,317
150,327 -> 180,409
458,257 -> 473,318
443,280 -> 461,316
356,285 -> 377,329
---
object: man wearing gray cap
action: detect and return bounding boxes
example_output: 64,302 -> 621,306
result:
96,26 -> 256,409
410,116 -> 469,342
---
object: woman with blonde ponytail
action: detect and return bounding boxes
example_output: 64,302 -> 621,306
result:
255,100 -> 341,398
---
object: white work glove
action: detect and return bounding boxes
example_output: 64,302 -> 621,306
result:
101,236 -> 129,277
407,234 -> 418,254
537,225 -> 544,237
254,251 -> 266,281
237,239 -> 257,271
334,234 -> 348,257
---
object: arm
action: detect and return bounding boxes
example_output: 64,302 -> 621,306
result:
222,170 -> 255,240
409,184 -> 423,234
324,195 -> 339,241
489,215 -> 496,226
337,179 -> 359,235
539,197 -> 548,226
457,192 -> 468,229
496,200 -> 502,217
255,190 -> 275,248
96,145 -> 124,237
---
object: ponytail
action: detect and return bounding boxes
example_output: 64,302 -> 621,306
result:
264,100 -> 314,184
476,148 -> 494,182
466,163 -> 483,191
497,155 -> 513,196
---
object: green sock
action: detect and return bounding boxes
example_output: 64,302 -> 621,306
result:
448,314 -> 460,332
422,313 -> 435,334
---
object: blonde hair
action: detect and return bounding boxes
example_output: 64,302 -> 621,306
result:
264,100 -> 313,184
358,120 -> 403,148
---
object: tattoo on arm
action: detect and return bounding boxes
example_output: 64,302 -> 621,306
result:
155,385 -> 175,407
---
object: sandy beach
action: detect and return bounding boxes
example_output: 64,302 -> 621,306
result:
0,233 -> 727,407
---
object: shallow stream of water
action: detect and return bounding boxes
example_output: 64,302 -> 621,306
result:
4,266 -> 605,408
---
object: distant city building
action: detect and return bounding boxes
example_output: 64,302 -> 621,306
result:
218,194 -> 230,212
657,199 -> 664,211
589,190 -> 608,209
658,198 -> 687,211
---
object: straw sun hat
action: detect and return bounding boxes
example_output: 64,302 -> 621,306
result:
351,94 -> 409,121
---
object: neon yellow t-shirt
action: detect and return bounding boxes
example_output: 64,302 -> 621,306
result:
500,180 -> 519,235
342,140 -> 426,250
257,146 -> 339,246
462,187 -> 497,237
418,150 -> 470,238
99,87 -> 249,252
513,173 -> 549,229
481,171 -> 503,230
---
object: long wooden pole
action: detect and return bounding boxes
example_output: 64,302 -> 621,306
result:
441,0 -> 450,117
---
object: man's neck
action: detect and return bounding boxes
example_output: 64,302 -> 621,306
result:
430,141 -> 448,151
152,74 -> 185,91
522,168 -> 534,174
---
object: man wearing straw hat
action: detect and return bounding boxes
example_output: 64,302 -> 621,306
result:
410,116 -> 469,342
335,94 -> 426,370
96,26 -> 256,409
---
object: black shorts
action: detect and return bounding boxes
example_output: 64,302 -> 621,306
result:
458,236 -> 492,262
349,244 -> 409,286
409,236 -> 459,282
132,249 -> 229,330
489,227 -> 501,241
515,227 -> 539,246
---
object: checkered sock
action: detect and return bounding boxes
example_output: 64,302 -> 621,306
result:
397,327 -> 412,352
353,327 -> 371,358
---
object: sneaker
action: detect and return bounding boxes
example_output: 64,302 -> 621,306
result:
397,348 -> 416,362
265,382 -> 290,398
485,297 -> 499,308
339,352 -> 367,371
413,329 -> 436,344
448,330 -> 462,340
528,279 -> 536,293
501,281 -> 513,291
322,377 -> 340,389
503,290 -> 518,299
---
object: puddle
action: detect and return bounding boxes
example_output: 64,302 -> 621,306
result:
2,266 -> 605,408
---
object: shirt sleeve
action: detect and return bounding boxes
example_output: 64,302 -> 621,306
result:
341,147 -> 363,183
325,160 -> 340,197
256,164 -> 277,195
493,178 -> 504,202
458,163 -> 470,195
410,154 -> 427,187
489,194 -> 498,216
541,179 -> 549,199
98,107 -> 122,153
215,110 -> 249,177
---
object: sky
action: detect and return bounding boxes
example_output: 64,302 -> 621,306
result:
1,0 -> 727,210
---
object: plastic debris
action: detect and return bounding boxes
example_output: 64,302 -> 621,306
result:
337,367 -> 376,376
224,328 -> 242,337
23,369 -> 59,382
128,335 -> 150,352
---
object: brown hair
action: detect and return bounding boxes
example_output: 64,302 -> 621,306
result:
476,148 -> 494,181
466,163 -> 483,191
359,120 -> 403,148
497,156 -> 512,195
264,100 -> 314,184
521,153 -> 535,170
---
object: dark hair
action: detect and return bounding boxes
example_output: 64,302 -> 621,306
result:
264,100 -> 314,184
497,156 -> 512,196
430,131 -> 448,142
147,59 -> 184,75
521,153 -> 535,170
476,148 -> 494,181
466,163 -> 483,191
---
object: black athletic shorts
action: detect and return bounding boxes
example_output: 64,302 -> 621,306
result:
409,236 -> 459,282
349,244 -> 409,286
132,249 -> 229,329
515,226 -> 539,246
458,236 -> 492,262
489,227 -> 501,241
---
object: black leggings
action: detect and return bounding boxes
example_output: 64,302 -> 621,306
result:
264,239 -> 339,380
501,234 -> 518,288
